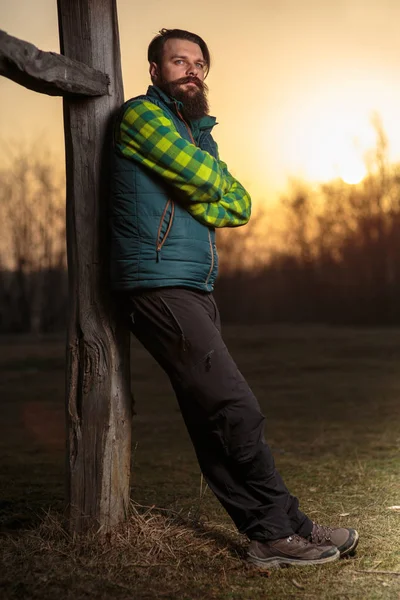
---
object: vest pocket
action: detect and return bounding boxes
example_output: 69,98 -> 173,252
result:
156,199 -> 175,261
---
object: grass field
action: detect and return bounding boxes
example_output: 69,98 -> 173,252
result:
0,324 -> 399,599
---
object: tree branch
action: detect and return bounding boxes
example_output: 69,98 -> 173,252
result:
0,30 -> 109,97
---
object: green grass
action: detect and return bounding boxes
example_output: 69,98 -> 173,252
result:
0,325 -> 399,599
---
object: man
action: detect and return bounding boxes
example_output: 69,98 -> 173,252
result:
109,28 -> 359,569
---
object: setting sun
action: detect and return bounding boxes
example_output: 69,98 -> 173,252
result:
275,71 -> 399,189
339,158 -> 367,185
306,136 -> 368,186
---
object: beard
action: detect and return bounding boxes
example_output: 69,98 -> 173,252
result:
158,76 -> 209,121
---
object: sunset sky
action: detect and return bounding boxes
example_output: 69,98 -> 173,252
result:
1,0 -> 400,205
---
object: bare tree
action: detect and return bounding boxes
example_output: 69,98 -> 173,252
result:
0,145 -> 66,333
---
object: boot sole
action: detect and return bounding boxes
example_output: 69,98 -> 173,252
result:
247,549 -> 340,570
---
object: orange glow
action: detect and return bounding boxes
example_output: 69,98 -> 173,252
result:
2,2 -> 400,204
276,73 -> 397,188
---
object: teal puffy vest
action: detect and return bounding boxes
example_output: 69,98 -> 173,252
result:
109,86 -> 219,292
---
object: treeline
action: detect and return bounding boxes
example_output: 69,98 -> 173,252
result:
2,126 -> 400,332
216,122 -> 400,324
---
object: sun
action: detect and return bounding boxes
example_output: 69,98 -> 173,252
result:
306,140 -> 367,185
280,77 -> 379,187
298,117 -> 369,186
339,158 -> 366,185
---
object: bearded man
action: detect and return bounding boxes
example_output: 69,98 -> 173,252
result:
109,28 -> 359,569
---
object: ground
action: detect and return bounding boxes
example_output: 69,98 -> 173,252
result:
0,324 -> 399,599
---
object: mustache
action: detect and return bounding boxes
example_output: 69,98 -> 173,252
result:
172,76 -> 208,92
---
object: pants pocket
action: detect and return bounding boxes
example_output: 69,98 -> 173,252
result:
180,338 -> 245,413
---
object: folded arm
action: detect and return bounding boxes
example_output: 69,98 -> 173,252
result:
188,161 -> 251,228
116,99 -> 251,227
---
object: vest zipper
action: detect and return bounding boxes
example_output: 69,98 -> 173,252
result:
175,102 -> 214,285
205,230 -> 214,286
156,199 -> 175,261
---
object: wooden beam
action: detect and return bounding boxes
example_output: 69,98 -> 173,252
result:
0,29 -> 109,96
58,0 -> 132,533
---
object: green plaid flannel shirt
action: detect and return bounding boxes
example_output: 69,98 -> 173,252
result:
115,100 -> 251,228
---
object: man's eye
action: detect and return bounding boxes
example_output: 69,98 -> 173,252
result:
196,63 -> 205,69
175,60 -> 184,65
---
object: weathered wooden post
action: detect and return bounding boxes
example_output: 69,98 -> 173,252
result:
0,0 -> 133,534
58,0 -> 132,533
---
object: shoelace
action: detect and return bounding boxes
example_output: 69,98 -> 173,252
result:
311,523 -> 333,544
287,534 -> 310,546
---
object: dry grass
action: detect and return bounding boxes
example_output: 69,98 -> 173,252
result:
1,502 -> 248,599
1,325 -> 400,599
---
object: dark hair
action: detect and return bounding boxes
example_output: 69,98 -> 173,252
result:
148,28 -> 211,76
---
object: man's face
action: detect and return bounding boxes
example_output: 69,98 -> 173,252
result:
151,38 -> 206,89
150,38 -> 209,120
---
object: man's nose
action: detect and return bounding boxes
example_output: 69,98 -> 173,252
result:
186,63 -> 198,77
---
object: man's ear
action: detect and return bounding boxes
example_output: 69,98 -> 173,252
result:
149,62 -> 159,83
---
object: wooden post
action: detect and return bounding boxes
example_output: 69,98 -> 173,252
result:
57,0 -> 132,533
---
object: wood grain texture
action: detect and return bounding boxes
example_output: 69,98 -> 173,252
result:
0,29 -> 109,96
58,0 -> 132,533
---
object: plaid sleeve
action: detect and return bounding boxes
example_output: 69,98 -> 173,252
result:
187,160 -> 251,228
116,100 -> 230,203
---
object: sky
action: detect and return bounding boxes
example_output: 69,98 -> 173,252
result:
1,0 -> 400,206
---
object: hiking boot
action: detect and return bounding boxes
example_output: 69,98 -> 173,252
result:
247,535 -> 339,569
308,523 -> 359,557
